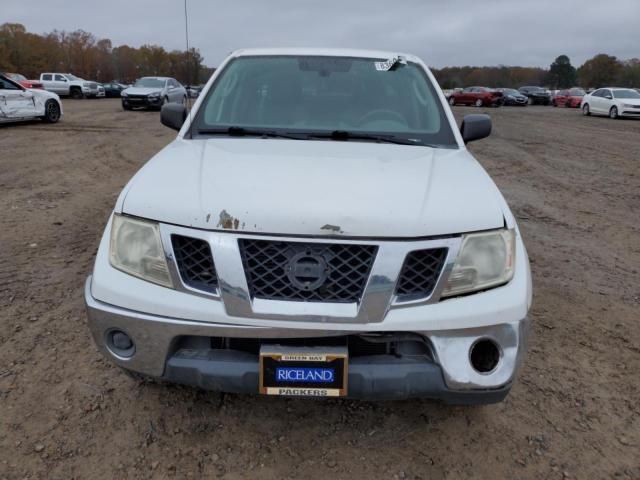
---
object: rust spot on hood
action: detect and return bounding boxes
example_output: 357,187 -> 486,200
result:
217,209 -> 241,229
321,224 -> 343,234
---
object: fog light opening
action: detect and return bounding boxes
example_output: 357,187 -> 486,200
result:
106,329 -> 135,358
470,338 -> 500,374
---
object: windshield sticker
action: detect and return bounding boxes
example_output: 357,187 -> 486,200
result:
375,56 -> 406,71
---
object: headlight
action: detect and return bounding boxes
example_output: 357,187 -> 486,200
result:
121,91 -> 128,97
109,214 -> 173,287
83,82 -> 90,87
622,103 -> 635,108
442,229 -> 515,297
148,92 -> 160,98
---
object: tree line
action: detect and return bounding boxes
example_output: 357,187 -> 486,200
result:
0,23 -> 212,84
2,22 -> 639,90
432,54 -> 640,90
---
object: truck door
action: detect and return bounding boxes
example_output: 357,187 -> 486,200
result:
53,74 -> 69,95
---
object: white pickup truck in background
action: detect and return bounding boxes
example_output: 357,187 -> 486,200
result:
39,73 -> 101,99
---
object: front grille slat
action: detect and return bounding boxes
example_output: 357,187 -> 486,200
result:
395,248 -> 448,300
239,239 -> 377,303
172,235 -> 218,293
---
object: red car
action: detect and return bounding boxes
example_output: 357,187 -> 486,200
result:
5,73 -> 44,89
552,88 -> 585,108
448,86 -> 503,107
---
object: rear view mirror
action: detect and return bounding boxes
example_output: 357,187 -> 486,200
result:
161,103 -> 187,131
460,114 -> 492,143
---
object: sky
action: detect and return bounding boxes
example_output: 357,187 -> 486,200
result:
3,0 -> 639,69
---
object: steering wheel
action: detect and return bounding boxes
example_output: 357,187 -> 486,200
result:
356,109 -> 407,127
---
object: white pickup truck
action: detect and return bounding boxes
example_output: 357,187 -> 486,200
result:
85,48 -> 532,404
39,73 -> 100,99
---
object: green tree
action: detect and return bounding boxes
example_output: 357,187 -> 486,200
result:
547,55 -> 576,88
617,58 -> 640,87
577,54 -> 622,89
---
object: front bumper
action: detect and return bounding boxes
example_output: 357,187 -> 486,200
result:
504,97 -> 528,106
122,96 -> 162,108
85,277 -> 530,403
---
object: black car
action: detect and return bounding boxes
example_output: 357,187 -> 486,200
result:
496,88 -> 528,106
101,82 -> 126,98
518,86 -> 551,105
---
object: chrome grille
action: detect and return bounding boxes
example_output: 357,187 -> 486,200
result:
239,239 -> 377,303
172,235 -> 218,293
395,248 -> 448,300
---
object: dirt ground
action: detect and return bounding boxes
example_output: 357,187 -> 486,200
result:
1,99 -> 638,480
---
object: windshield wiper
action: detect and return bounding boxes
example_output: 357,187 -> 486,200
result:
196,126 -> 305,140
306,130 -> 421,146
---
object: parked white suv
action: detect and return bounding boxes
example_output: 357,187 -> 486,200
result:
85,48 -> 532,404
39,73 -> 101,98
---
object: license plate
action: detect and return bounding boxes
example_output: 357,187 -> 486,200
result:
259,346 -> 348,397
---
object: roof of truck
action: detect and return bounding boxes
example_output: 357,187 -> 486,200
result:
230,48 -> 422,63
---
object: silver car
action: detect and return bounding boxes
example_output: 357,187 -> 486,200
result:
121,76 -> 187,110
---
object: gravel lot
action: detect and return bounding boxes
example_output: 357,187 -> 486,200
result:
1,99 -> 638,479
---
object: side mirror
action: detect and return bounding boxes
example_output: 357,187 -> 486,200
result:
460,114 -> 491,143
161,103 -> 187,131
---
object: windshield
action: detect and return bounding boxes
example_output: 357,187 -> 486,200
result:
503,88 -> 520,95
193,55 -> 457,147
569,88 -> 585,96
134,78 -> 166,88
8,73 -> 26,81
64,74 -> 80,81
613,89 -> 640,99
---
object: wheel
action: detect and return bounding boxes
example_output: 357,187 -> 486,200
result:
70,88 -> 84,99
122,102 -> 132,111
528,97 -> 534,105
448,96 -> 456,106
474,98 -> 483,107
182,95 -> 187,105
40,99 -> 61,123
155,96 -> 169,111
565,100 -> 571,108
609,106 -> 618,119
552,100 -> 557,107
582,103 -> 590,116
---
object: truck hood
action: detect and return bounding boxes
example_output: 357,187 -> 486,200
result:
123,87 -> 163,96
120,139 -> 506,237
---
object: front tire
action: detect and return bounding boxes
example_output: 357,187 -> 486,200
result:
474,98 -> 483,107
609,106 -> 619,119
582,103 -> 591,116
448,97 -> 456,106
70,88 -> 84,99
41,99 -> 61,123
122,102 -> 132,111
528,97 -> 534,105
